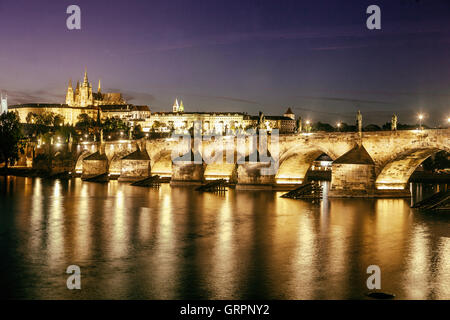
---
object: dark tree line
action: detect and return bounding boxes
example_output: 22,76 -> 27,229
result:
0,112 -> 24,175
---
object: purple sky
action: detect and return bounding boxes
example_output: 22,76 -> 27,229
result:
0,0 -> 450,126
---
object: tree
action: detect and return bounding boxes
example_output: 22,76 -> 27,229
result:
312,122 -> 334,132
101,117 -> 129,134
339,122 -> 357,132
364,124 -> 381,131
132,124 -> 144,139
36,111 -> 55,126
0,112 -> 24,175
53,114 -> 65,127
151,121 -> 163,131
422,151 -> 450,172
26,112 -> 37,124
75,113 -> 95,132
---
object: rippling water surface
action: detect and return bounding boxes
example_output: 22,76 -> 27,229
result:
0,177 -> 449,299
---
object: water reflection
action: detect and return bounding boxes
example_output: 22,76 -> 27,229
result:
0,178 -> 448,299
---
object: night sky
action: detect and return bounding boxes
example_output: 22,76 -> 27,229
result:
0,0 -> 449,126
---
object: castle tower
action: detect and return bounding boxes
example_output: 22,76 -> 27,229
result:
179,100 -> 184,112
173,98 -> 179,112
83,67 -> 89,86
65,79 -> 74,106
88,82 -> 93,103
75,81 -> 80,105
80,68 -> 92,107
1,93 -> 7,114
283,107 -> 295,120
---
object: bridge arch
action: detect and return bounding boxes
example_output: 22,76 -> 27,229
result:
109,154 -> 123,176
276,145 -> 337,184
203,149 -> 239,182
375,143 -> 450,190
150,150 -> 173,177
74,150 -> 91,174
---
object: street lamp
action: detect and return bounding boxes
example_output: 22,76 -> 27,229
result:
337,122 -> 341,131
305,120 -> 311,133
418,114 -> 424,130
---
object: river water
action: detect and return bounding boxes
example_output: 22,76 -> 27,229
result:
0,177 -> 449,299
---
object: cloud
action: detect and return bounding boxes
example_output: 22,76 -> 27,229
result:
1,89 -> 63,105
292,95 -> 400,106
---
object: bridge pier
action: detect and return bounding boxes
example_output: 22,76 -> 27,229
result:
81,151 -> 109,180
171,150 -> 205,186
236,163 -> 276,190
118,148 -> 151,182
328,145 -> 377,197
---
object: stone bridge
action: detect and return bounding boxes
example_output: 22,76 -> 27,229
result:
73,128 -> 450,197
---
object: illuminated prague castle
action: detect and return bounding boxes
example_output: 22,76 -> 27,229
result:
66,69 -> 126,107
9,69 -> 295,133
10,69 -> 149,125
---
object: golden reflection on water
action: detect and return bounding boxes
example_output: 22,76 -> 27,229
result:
404,224 -> 431,299
210,191 -> 234,297
152,189 -> 178,299
1,178 -> 449,299
74,181 -> 91,260
47,180 -> 65,270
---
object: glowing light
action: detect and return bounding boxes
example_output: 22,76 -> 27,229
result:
418,114 -> 424,120
205,176 -> 230,181
276,177 -> 303,184
109,172 -> 120,176
376,182 -> 406,190
155,174 -> 171,178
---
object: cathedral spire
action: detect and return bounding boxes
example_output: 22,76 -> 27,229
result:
68,79 -> 73,89
83,67 -> 88,85
98,79 -> 101,93
173,98 -> 179,112
179,100 -> 184,112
